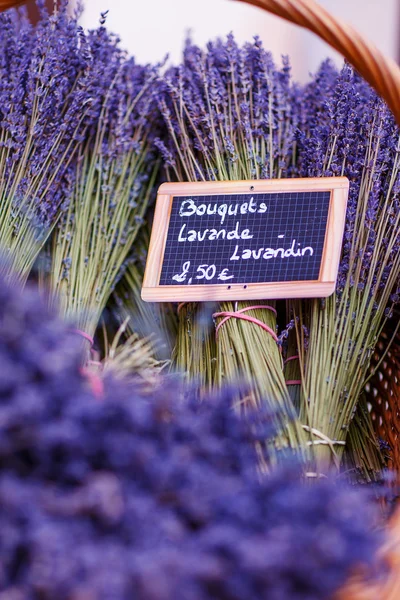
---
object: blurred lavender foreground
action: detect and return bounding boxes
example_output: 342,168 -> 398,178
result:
0,271 -> 383,598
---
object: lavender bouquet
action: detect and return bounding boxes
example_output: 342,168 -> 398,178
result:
48,16 -> 160,343
157,35 -> 307,452
0,1 -> 93,281
288,62 -> 400,472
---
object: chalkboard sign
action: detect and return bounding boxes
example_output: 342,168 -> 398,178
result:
142,178 -> 349,302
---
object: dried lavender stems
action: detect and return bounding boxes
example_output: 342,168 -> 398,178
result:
114,229 -> 178,363
290,63 -> 400,471
48,21 -> 160,339
215,302 -> 304,451
0,2 -> 398,476
0,5 -> 161,345
157,36 -> 307,453
157,42 -> 400,470
0,4 -> 93,280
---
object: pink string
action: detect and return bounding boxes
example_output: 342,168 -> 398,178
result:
80,367 -> 104,399
87,360 -> 102,368
177,303 -> 186,315
284,356 -> 301,385
283,354 -> 299,365
71,329 -> 94,347
213,305 -> 278,341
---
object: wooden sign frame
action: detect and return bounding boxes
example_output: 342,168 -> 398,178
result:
142,177 -> 349,302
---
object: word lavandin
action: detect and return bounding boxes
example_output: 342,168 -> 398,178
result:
0,1 -> 94,281
156,35 -> 306,455
289,62 -> 400,471
49,18 -> 161,340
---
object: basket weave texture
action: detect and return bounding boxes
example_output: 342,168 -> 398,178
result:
369,316 -> 400,472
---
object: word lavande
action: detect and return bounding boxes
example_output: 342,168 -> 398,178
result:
178,221 -> 253,242
230,239 -> 314,261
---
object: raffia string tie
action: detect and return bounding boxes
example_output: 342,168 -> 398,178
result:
213,305 -> 278,340
302,425 -> 346,448
305,472 -> 329,479
87,360 -> 102,368
71,329 -> 94,347
283,354 -> 299,365
284,355 -> 301,385
79,367 -> 104,399
177,302 -> 187,315
302,425 -> 345,469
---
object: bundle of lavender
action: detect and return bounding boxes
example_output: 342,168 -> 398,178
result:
157,36 -> 306,451
172,301 -> 216,393
289,62 -> 400,472
0,1 -> 93,282
48,16 -> 160,343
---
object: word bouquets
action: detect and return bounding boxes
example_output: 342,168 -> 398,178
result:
159,192 -> 330,286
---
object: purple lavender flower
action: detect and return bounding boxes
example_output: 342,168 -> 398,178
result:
0,3 -> 86,219
156,35 -> 300,182
288,61 -> 400,474
48,11 -> 162,338
0,1 -> 163,281
0,2 -> 96,278
296,62 -> 400,303
0,269 -> 384,599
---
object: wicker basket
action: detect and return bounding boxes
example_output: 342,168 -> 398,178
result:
368,313 -> 400,472
336,505 -> 400,600
237,0 -> 400,124
235,0 -> 400,596
0,0 -> 26,9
